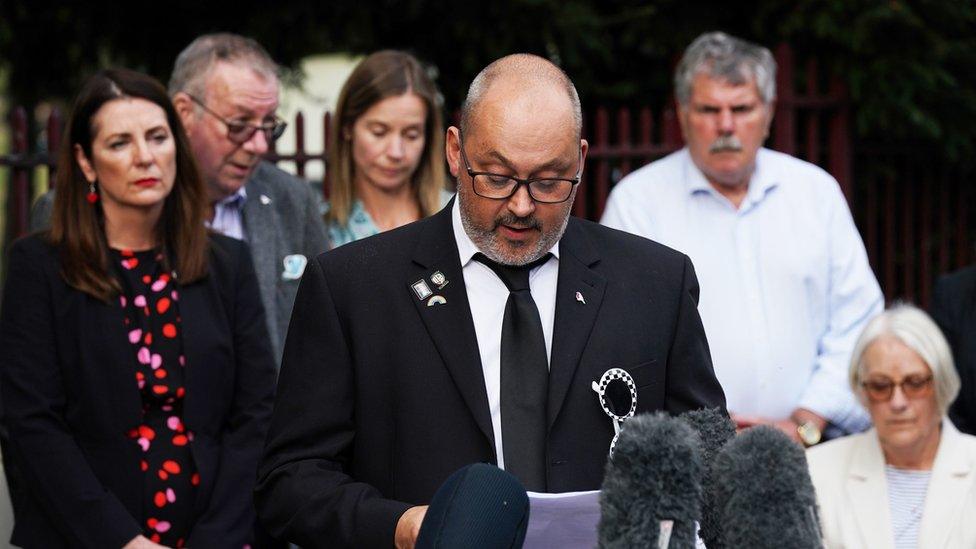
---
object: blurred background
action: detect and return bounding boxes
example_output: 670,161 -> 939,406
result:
2,0 -> 975,304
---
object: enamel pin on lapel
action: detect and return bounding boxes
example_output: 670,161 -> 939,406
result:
281,254 -> 307,280
430,271 -> 449,289
576,291 -> 586,304
260,194 -> 272,205
412,280 -> 433,300
427,295 -> 447,306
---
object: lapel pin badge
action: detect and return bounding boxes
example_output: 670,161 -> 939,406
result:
427,295 -> 447,307
260,194 -> 272,205
576,291 -> 586,305
412,279 -> 433,300
281,254 -> 307,280
430,270 -> 449,289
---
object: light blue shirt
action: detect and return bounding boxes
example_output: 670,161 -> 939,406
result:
207,187 -> 247,241
601,148 -> 883,433
326,189 -> 455,248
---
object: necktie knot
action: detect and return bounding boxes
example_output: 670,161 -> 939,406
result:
474,253 -> 552,292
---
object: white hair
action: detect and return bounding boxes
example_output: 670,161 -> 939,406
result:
848,303 -> 960,416
674,31 -> 777,105
168,33 -> 279,99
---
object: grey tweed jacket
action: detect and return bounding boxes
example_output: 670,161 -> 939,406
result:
29,160 -> 329,366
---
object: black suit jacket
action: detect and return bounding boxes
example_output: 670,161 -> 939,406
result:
932,266 -> 976,435
0,233 -> 277,548
255,202 -> 726,548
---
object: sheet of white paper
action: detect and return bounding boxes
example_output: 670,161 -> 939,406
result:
523,490 -> 601,549
523,491 -> 707,548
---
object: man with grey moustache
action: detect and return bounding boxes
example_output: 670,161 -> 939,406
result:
602,32 -> 883,446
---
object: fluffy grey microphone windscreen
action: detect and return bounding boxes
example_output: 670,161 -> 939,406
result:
679,408 -> 736,548
711,425 -> 823,549
598,412 -> 703,549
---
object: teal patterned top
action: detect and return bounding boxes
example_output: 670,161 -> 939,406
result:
326,188 -> 455,248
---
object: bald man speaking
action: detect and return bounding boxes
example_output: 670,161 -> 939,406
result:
256,54 -> 725,548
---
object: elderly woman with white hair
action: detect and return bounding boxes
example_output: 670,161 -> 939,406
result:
807,304 -> 976,548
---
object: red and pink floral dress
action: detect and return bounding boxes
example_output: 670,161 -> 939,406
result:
115,248 -> 198,547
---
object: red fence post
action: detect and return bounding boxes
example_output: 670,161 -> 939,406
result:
47,107 -> 63,172
8,107 -> 31,240
593,107 -> 611,220
956,172 -> 969,269
617,108 -> 632,178
919,172 -> 933,307
865,174 -> 878,272
902,167 -> 915,302
827,78 -> 853,202
662,104 -> 682,149
294,112 -> 306,178
938,174 -> 951,274
883,174 -> 897,301
773,43 -> 796,156
323,111 -> 332,200
638,107 -> 653,157
803,59 -> 820,166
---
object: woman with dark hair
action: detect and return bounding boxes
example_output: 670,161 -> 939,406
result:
0,68 -> 276,548
325,50 -> 452,247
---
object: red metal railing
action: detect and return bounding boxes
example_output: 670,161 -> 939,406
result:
2,45 -> 973,306
267,111 -> 332,197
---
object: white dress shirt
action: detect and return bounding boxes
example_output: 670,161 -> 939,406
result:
451,199 -> 559,470
601,148 -> 883,433
206,187 -> 248,241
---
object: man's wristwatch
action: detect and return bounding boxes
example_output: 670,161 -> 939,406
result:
796,420 -> 823,447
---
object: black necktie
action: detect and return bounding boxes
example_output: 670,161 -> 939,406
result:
474,252 -> 552,492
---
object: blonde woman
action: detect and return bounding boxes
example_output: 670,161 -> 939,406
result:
325,50 -> 451,247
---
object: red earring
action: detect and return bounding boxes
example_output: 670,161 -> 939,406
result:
86,181 -> 98,204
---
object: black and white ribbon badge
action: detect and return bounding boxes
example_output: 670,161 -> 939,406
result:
591,367 -> 637,458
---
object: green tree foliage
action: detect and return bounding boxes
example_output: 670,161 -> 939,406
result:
2,0 -> 974,160
754,0 -> 976,160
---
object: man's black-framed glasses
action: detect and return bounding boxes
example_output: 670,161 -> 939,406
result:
187,94 -> 287,144
458,133 -> 582,204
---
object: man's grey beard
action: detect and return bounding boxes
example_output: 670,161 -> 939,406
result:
458,180 -> 572,266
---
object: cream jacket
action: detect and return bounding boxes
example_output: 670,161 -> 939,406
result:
807,421 -> 976,548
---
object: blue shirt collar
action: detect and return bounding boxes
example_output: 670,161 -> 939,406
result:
682,147 -> 780,208
216,186 -> 248,207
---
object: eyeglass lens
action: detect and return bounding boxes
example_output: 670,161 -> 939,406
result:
473,175 -> 574,203
862,374 -> 933,401
226,121 -> 286,144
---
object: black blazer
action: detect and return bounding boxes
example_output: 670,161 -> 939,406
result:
255,202 -> 726,548
0,233 -> 277,548
932,266 -> 976,435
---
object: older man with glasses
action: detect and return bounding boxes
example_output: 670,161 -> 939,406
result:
31,33 -> 329,365
256,53 -> 725,548
169,34 -> 328,365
